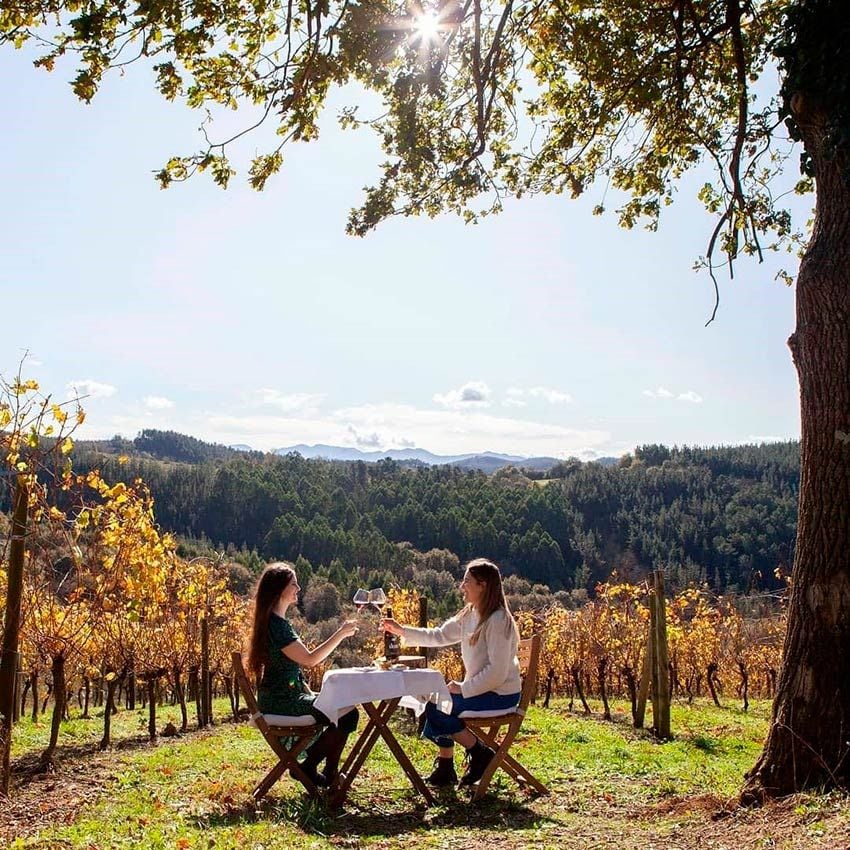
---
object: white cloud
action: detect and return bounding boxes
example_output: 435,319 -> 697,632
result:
528,386 -> 572,404
83,399 -> 614,459
506,386 -> 572,405
256,388 -> 325,414
66,379 -> 117,400
642,386 -> 674,399
433,381 -> 491,409
347,425 -> 383,449
677,391 -> 703,404
143,395 -> 175,410
331,402 -> 610,457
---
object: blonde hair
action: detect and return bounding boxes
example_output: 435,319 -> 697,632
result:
462,558 -> 518,645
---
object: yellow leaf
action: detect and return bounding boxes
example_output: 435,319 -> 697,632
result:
61,437 -> 74,455
118,454 -> 129,465
51,404 -> 68,424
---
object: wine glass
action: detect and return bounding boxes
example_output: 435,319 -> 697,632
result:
353,588 -> 370,614
370,587 -> 387,615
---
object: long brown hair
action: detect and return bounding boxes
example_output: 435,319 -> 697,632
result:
246,562 -> 295,679
463,558 -> 518,645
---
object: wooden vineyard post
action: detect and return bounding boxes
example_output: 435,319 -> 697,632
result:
417,597 -> 429,663
200,616 -> 210,728
648,579 -> 661,732
652,570 -> 671,739
635,603 -> 654,729
637,570 -> 672,740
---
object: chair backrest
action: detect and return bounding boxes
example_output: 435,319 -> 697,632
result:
232,651 -> 261,716
516,634 -> 541,714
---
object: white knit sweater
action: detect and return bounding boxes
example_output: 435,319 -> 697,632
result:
400,608 -> 521,699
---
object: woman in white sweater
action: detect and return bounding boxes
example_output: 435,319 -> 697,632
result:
381,558 -> 521,787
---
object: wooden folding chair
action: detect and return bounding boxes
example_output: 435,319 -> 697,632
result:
231,651 -> 322,800
459,634 -> 549,800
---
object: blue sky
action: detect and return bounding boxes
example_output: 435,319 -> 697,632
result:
1,49 -> 805,459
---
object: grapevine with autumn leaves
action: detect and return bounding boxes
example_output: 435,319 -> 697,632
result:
2,377 -> 785,771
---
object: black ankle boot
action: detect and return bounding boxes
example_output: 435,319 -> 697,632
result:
299,727 -> 334,788
299,761 -> 329,788
460,742 -> 495,785
425,756 -> 458,787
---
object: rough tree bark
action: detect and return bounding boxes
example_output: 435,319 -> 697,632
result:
173,667 -> 188,732
40,654 -> 66,768
743,90 -> 850,800
0,475 -> 27,795
99,673 -> 122,750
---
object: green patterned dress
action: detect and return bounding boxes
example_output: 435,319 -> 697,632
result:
257,613 -> 321,719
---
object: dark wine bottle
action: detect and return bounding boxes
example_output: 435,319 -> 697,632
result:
383,607 -> 401,660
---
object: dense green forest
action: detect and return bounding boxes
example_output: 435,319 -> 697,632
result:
22,430 -> 798,604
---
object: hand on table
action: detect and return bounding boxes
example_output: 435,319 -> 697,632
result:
448,680 -> 463,695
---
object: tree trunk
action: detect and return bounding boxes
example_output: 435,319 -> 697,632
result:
100,675 -> 120,750
40,655 -> 66,768
743,86 -> 850,800
31,670 -> 39,722
571,666 -> 591,714
147,677 -> 157,740
598,656 -> 611,720
174,667 -> 188,732
706,662 -> 722,707
224,674 -> 237,720
623,666 -> 638,724
543,669 -> 555,709
12,656 -> 22,724
82,677 -> 91,719
20,676 -> 31,721
0,475 -> 28,795
190,666 -> 203,729
738,660 -> 749,713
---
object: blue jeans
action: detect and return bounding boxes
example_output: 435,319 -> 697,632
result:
423,691 -> 520,748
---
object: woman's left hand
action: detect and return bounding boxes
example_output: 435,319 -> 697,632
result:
448,680 -> 463,695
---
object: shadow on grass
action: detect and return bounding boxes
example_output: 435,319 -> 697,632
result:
202,783 -> 555,840
11,716 -> 242,791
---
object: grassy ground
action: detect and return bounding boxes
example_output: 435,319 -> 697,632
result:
4,696 -> 849,849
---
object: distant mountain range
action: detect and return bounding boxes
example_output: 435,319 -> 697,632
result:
270,443 -> 612,472
77,428 -> 617,473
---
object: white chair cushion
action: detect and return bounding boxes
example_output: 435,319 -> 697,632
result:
251,711 -> 316,728
458,706 -> 518,719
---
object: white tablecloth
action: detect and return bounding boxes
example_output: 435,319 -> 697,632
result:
314,667 -> 452,726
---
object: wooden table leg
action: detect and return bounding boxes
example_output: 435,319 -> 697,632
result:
331,698 -> 435,807
363,700 -> 435,806
332,699 -> 395,805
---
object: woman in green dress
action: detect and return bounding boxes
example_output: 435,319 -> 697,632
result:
247,562 -> 359,787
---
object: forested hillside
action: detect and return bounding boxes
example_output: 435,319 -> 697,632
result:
37,430 -> 799,597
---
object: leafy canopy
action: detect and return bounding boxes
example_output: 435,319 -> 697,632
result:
2,1 -> 829,290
